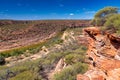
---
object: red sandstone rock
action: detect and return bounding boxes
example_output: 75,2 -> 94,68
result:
77,74 -> 90,80
77,27 -> 120,80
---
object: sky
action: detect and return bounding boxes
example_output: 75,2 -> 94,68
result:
0,0 -> 120,20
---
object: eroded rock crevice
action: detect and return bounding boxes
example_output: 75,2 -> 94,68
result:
77,27 -> 120,80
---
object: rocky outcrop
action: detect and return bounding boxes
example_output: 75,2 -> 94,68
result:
77,27 -> 120,80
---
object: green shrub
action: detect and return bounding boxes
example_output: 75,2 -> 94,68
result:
0,59 -> 41,80
65,54 -> 85,65
39,51 -> 72,71
53,62 -> 88,80
9,71 -> 42,80
0,57 -> 5,65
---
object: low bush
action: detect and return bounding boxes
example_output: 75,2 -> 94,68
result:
53,62 -> 88,80
0,57 -> 5,65
9,71 -> 42,80
0,59 -> 40,80
65,54 -> 85,65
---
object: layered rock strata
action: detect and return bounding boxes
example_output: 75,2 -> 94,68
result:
77,27 -> 120,80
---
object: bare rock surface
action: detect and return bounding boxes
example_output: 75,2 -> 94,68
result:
77,27 -> 120,80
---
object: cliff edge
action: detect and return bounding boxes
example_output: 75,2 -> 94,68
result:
77,27 -> 120,80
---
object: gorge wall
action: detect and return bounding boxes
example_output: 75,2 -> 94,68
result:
77,27 -> 120,80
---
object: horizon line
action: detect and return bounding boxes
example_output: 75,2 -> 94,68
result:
0,19 -> 92,21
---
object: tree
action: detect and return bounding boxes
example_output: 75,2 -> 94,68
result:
104,14 -> 120,34
91,7 -> 119,26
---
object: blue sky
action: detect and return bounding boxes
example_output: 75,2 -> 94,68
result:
0,0 -> 120,20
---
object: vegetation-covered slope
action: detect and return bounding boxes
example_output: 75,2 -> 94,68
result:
0,27 -> 88,80
0,20 -> 90,52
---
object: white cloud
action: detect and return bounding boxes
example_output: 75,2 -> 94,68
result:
83,8 -> 86,11
76,10 -> 80,12
58,0 -> 64,2
0,11 -> 4,14
25,4 -> 30,7
51,13 -> 57,15
85,11 -> 96,14
0,10 -> 9,15
17,3 -> 22,6
69,13 -> 74,16
82,16 -> 93,19
31,9 -> 36,12
59,4 -> 64,7
5,10 -> 8,12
